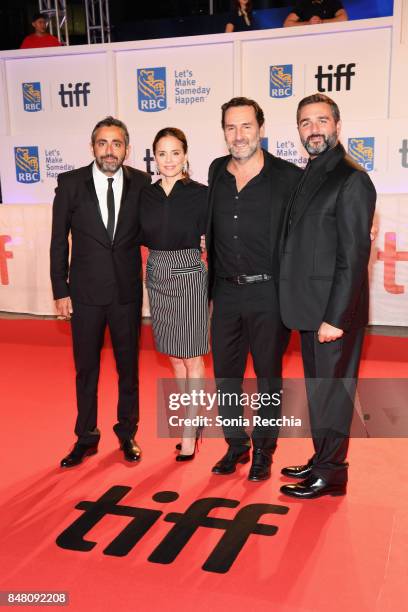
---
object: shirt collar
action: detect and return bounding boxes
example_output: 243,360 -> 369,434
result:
308,142 -> 344,172
223,149 -> 269,180
154,177 -> 191,189
92,161 -> 123,185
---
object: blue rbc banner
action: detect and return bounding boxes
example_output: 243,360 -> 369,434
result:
22,83 -> 42,112
137,68 -> 167,112
270,65 -> 293,99
14,147 -> 40,183
348,138 -> 375,172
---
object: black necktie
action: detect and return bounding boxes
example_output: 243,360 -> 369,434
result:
106,177 -> 115,241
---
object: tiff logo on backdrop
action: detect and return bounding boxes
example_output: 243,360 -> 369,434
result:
399,140 -> 408,168
56,486 -> 289,573
377,233 -> 408,294
315,63 -> 356,92
143,149 -> 155,175
0,236 -> 13,285
58,82 -> 91,108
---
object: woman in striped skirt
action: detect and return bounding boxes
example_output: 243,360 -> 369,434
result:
140,127 -> 209,460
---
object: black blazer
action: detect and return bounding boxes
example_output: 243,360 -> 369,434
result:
279,144 -> 376,331
206,150 -> 302,298
50,163 -> 151,305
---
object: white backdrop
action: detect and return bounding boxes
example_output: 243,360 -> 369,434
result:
0,6 -> 407,322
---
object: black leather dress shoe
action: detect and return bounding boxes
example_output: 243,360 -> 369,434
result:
60,442 -> 98,468
281,463 -> 313,479
120,439 -> 142,462
212,448 -> 250,475
280,476 -> 347,499
248,449 -> 272,481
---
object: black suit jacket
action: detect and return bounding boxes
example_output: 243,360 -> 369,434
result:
50,163 -> 151,305
279,144 -> 376,331
206,150 -> 302,299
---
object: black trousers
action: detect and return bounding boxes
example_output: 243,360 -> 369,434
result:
300,327 -> 365,484
70,290 -> 141,445
211,279 -> 290,451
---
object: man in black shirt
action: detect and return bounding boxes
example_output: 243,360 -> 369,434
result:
206,97 -> 301,481
283,0 -> 348,27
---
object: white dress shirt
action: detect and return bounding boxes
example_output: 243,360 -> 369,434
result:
92,162 -> 124,237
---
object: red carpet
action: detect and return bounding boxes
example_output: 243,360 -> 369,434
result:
0,320 -> 407,611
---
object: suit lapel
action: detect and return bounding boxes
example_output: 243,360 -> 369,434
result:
114,166 -> 131,243
287,170 -> 326,234
287,145 -> 344,235
264,153 -> 289,256
279,176 -> 300,256
84,164 -> 111,246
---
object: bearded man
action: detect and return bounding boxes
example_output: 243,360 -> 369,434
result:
50,117 -> 150,467
279,94 -> 376,498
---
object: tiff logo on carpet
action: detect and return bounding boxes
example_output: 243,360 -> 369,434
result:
56,486 -> 289,573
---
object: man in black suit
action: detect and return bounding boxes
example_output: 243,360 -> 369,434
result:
206,97 -> 302,481
279,94 -> 376,498
50,116 -> 151,467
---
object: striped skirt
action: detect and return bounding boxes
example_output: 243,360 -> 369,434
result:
146,249 -> 209,358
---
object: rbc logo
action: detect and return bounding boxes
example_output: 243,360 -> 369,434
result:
270,65 -> 293,98
22,82 -> 42,112
14,147 -> 40,184
260,137 -> 269,151
348,138 -> 375,172
137,68 -> 167,112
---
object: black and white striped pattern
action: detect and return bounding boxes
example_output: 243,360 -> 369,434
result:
146,249 -> 209,358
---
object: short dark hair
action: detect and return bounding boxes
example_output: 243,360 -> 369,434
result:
32,13 -> 47,22
152,127 -> 190,178
297,93 -> 341,125
221,96 -> 265,128
91,116 -> 130,147
233,0 -> 253,13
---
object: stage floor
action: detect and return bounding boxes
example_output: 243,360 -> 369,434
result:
0,320 -> 407,611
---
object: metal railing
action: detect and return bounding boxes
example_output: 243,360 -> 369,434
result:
38,0 -> 69,46
84,0 -> 111,44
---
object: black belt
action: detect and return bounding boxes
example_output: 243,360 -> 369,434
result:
219,274 -> 272,285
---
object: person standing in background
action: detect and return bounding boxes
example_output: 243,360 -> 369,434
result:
50,117 -> 150,467
20,13 -> 62,49
283,0 -> 348,27
225,1 -> 254,32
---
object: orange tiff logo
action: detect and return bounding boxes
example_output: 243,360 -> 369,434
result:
0,236 -> 13,285
377,232 -> 408,294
